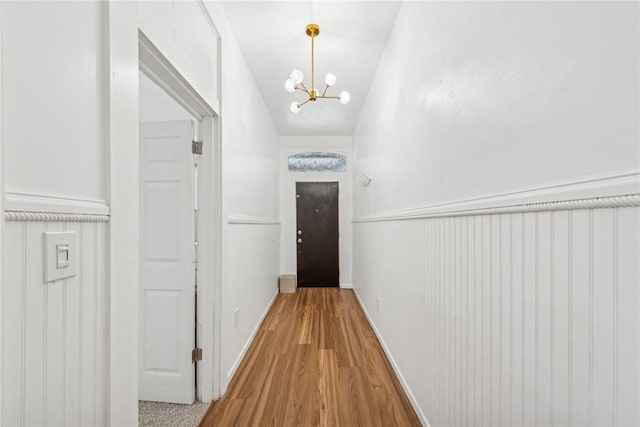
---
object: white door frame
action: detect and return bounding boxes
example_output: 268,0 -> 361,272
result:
0,1 -> 4,418
108,3 -> 222,419
138,31 -> 222,404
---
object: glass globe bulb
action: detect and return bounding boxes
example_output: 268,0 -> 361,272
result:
324,73 -> 336,87
290,69 -> 304,84
339,91 -> 350,104
284,79 -> 296,93
290,101 -> 301,114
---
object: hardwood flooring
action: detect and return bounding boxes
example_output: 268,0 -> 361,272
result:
199,288 -> 421,427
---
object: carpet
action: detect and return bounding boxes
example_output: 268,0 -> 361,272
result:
138,400 -> 211,427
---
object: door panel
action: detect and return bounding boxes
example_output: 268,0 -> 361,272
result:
139,120 -> 195,404
296,182 -> 339,287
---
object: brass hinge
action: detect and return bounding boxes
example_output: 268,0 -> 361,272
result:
192,140 -> 203,155
192,347 -> 202,363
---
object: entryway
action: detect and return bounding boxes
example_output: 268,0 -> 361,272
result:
295,182 -> 340,287
134,30 -> 222,427
139,71 -> 200,404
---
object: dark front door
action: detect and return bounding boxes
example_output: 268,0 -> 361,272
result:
296,182 -> 339,287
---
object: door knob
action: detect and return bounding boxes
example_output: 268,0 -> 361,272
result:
297,238 -> 302,244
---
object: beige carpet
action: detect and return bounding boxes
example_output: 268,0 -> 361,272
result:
138,401 -> 211,427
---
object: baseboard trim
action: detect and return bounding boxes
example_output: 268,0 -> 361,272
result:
226,289 -> 279,382
354,170 -> 640,222
339,283 -> 354,289
352,289 -> 430,427
227,214 -> 281,225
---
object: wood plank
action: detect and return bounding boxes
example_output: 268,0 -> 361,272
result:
199,288 -> 421,426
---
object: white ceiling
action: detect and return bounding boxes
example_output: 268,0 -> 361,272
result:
220,1 -> 401,136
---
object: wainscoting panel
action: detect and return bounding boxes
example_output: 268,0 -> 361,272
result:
222,217 -> 280,390
353,205 -> 639,427
1,219 -> 109,426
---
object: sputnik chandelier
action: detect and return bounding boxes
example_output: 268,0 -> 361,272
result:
285,23 -> 350,113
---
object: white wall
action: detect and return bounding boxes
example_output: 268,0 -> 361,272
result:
3,1 -> 109,210
2,0 -> 281,424
138,1 -> 219,113
1,2 -> 112,425
279,136 -> 353,286
139,72 -> 194,122
354,2 -> 639,218
352,2 -> 640,426
203,1 -> 281,393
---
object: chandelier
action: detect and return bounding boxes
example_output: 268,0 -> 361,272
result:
284,23 -> 350,113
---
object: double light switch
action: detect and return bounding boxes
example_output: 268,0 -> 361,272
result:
44,231 -> 77,283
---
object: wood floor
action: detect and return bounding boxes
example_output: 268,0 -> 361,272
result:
199,288 -> 421,427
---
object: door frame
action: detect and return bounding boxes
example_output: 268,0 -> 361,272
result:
279,138 -> 353,289
0,0 -> 4,413
138,32 -> 222,404
108,7 -> 223,420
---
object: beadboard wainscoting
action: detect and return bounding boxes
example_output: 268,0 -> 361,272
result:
353,199 -> 640,427
223,215 -> 280,390
1,217 -> 109,426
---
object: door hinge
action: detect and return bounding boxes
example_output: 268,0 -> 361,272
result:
192,140 -> 203,155
192,347 -> 202,363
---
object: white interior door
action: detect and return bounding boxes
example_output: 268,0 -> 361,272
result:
139,120 -> 195,404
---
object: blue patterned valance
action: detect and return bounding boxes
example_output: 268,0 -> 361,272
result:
288,152 -> 346,172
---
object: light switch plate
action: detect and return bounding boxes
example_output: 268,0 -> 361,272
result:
43,231 -> 77,283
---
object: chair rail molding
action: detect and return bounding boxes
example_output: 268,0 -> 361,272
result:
227,214 -> 281,225
4,211 -> 110,223
4,190 -> 110,216
355,171 -> 640,222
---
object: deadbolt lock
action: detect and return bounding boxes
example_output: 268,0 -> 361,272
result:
297,230 -> 302,235
297,238 -> 303,244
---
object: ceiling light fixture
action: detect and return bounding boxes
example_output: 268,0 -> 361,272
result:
285,23 -> 350,114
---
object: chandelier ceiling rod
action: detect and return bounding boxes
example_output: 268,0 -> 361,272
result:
285,23 -> 350,113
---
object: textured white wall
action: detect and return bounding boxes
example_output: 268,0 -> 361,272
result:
352,2 -> 640,426
354,206 -> 640,427
2,221 -> 110,426
353,2 -> 639,218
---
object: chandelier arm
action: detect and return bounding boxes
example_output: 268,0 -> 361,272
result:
299,98 -> 312,107
321,85 -> 329,97
299,82 -> 312,96
317,96 -> 340,99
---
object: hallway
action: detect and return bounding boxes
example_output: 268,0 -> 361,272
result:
1,1 -> 638,426
200,288 -> 421,426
